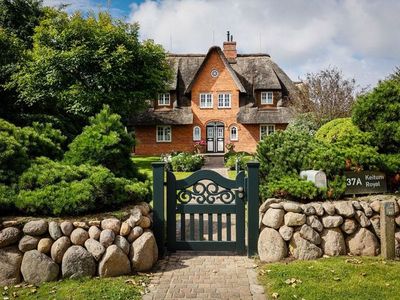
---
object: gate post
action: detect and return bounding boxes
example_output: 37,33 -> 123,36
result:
152,162 -> 165,257
247,161 -> 260,257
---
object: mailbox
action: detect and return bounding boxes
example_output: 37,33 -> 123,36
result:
300,170 -> 327,189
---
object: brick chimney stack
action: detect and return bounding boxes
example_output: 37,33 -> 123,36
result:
223,31 -> 237,63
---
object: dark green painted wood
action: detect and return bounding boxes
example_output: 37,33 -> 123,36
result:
180,214 -> 185,241
247,161 -> 260,257
227,214 -> 231,241
208,213 -> 213,241
152,162 -> 165,257
176,204 -> 236,214
217,214 -> 222,241
199,214 -> 204,241
235,172 -> 246,254
175,241 -> 236,251
190,214 -> 195,240
176,170 -> 238,190
166,171 -> 177,252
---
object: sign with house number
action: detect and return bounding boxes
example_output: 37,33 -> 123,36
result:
344,171 -> 387,195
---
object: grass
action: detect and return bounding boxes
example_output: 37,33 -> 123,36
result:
2,275 -> 148,300
259,256 -> 400,300
132,155 -> 160,179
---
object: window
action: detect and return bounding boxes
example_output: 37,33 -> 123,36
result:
260,124 -> 275,140
200,93 -> 213,108
218,93 -> 231,108
230,126 -> 238,141
158,93 -> 170,106
156,125 -> 171,142
193,126 -> 201,141
261,92 -> 273,105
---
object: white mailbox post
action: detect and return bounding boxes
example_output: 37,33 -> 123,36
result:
300,170 -> 327,189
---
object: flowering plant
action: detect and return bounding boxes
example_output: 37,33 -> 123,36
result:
194,140 -> 206,153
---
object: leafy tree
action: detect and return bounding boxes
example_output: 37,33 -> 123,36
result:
64,105 -> 138,179
11,11 -> 172,123
294,67 -> 361,125
0,0 -> 44,46
352,74 -> 400,153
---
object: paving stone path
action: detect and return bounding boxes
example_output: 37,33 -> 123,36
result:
143,155 -> 266,299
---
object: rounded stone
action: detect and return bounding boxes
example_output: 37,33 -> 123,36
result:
70,228 -> 89,245
279,225 -> 294,241
100,229 -> 115,248
23,220 -> 48,236
302,204 -> 316,216
37,238 -> 53,254
130,231 -> 158,271
321,216 -> 343,228
284,212 -> 306,227
51,236 -> 71,264
84,238 -> 105,261
312,203 -> 324,216
300,224 -> 321,245
289,232 -> 323,260
0,246 -> 23,286
88,226 -> 101,240
120,222 -> 132,236
136,202 -> 151,216
101,218 -> 121,235
355,210 -> 371,228
21,250 -> 59,284
283,202 -> 302,213
60,221 -> 74,236
262,208 -> 284,229
18,235 -> 40,252
99,245 -> 131,277
322,202 -> 336,216
258,228 -> 287,262
127,208 -> 143,227
334,201 -> 355,217
320,228 -> 346,256
346,228 -> 379,256
48,221 -> 63,240
73,221 -> 89,230
114,235 -> 130,255
340,218 -> 358,235
137,216 -> 152,229
62,245 -> 96,279
0,227 -> 21,248
127,226 -> 143,243
306,215 -> 324,233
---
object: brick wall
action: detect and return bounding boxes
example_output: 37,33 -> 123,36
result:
133,50 -> 288,156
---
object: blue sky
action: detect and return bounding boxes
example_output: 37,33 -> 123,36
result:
45,0 -> 400,89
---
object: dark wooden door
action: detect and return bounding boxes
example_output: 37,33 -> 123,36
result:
206,122 -> 224,153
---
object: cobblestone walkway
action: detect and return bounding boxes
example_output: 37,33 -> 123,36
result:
143,251 -> 265,300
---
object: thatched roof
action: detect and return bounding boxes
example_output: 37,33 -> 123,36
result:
130,107 -> 193,125
237,106 -> 294,124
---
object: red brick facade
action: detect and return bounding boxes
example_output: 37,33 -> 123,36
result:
133,40 -> 295,156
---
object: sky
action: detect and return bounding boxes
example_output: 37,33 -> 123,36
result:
43,0 -> 400,88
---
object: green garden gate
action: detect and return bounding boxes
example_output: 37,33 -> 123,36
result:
152,161 -> 259,257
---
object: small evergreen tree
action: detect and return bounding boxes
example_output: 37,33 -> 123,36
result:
64,105 -> 138,179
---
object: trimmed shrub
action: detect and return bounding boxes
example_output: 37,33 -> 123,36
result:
64,105 -> 139,179
16,159 -> 151,216
0,184 -> 17,214
169,152 -> 204,172
264,176 -> 320,200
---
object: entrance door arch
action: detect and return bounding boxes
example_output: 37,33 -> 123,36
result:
206,121 -> 224,153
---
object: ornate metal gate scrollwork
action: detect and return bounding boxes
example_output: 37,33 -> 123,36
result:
177,181 -> 235,204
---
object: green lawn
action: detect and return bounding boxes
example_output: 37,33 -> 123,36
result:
259,256 -> 400,300
2,275 -> 148,300
132,155 -> 160,179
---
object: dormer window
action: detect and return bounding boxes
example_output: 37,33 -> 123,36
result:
158,93 -> 170,106
261,92 -> 273,105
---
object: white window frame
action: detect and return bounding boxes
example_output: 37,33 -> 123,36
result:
260,124 -> 275,140
199,93 -> 213,108
158,93 -> 170,106
156,125 -> 172,142
261,91 -> 273,105
218,93 -> 231,108
193,126 -> 201,141
230,125 -> 238,141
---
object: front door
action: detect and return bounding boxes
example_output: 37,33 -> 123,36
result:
206,122 -> 224,153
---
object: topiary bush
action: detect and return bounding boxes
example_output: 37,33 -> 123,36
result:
169,152 -> 204,172
15,158 -> 151,216
64,105 -> 139,179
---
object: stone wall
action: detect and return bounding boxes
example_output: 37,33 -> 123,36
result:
0,202 -> 157,286
258,195 -> 400,262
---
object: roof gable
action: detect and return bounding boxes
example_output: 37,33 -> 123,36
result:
184,46 -> 246,94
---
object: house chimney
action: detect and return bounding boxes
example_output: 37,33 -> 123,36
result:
223,30 -> 237,63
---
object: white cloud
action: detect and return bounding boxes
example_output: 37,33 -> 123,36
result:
129,0 -> 400,87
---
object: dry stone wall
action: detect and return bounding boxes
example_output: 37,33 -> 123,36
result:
0,202 -> 157,286
258,195 -> 400,262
